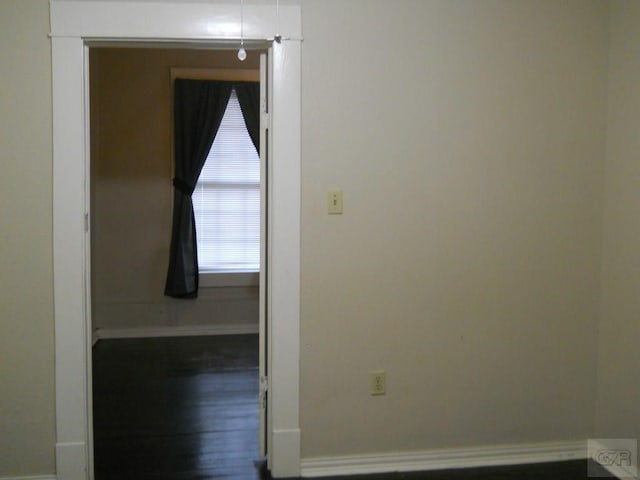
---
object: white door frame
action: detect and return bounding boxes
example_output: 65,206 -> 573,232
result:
50,2 -> 301,478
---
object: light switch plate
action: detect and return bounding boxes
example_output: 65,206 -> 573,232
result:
328,190 -> 343,214
370,371 -> 386,395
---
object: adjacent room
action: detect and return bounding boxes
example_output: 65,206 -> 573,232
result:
89,46 -> 266,478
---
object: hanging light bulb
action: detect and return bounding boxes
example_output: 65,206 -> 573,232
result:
238,0 -> 247,61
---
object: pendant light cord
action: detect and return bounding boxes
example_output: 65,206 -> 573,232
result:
240,0 -> 244,47
274,0 -> 282,43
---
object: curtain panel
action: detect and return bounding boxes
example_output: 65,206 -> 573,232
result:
234,82 -> 260,154
165,79 -> 260,298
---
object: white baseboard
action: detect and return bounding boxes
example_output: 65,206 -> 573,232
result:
300,440 -> 586,478
271,428 -> 302,478
94,324 -> 258,340
55,441 -> 86,480
0,476 -> 56,480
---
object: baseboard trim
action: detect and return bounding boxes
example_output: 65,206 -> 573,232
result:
55,441 -> 86,480
272,428 -> 302,478
94,324 -> 258,340
300,440 -> 586,478
0,476 -> 56,480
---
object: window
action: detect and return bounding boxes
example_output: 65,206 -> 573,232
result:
192,88 -> 260,275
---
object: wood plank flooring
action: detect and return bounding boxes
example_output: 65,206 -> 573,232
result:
92,335 -> 616,479
93,334 -> 262,479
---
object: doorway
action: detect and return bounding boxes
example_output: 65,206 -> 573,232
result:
88,46 -> 265,478
50,3 -> 301,478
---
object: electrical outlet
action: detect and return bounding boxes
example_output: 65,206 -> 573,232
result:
370,371 -> 386,396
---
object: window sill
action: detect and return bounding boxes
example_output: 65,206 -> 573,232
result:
199,271 -> 259,288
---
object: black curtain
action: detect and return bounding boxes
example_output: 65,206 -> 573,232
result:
164,79 -> 233,298
234,82 -> 261,154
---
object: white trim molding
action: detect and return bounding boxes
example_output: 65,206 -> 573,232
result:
50,2 -> 302,479
0,476 -> 57,480
273,429 -> 303,476
55,441 -> 87,480
94,324 -> 258,340
49,1 -> 302,41
300,440 -> 587,478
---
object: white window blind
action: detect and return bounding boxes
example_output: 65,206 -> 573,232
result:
193,88 -> 260,273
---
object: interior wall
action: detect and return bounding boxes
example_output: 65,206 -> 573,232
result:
90,48 -> 260,335
3,1 -> 635,478
0,0 -> 55,477
596,0 -> 640,444
298,0 -> 609,457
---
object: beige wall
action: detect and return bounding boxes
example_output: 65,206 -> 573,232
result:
0,0 -> 55,476
299,0 -> 609,457
5,0 -> 640,478
596,0 -> 640,443
90,48 -> 260,334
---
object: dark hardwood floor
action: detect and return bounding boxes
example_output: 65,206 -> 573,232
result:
92,335 -> 616,480
93,334 -> 262,479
